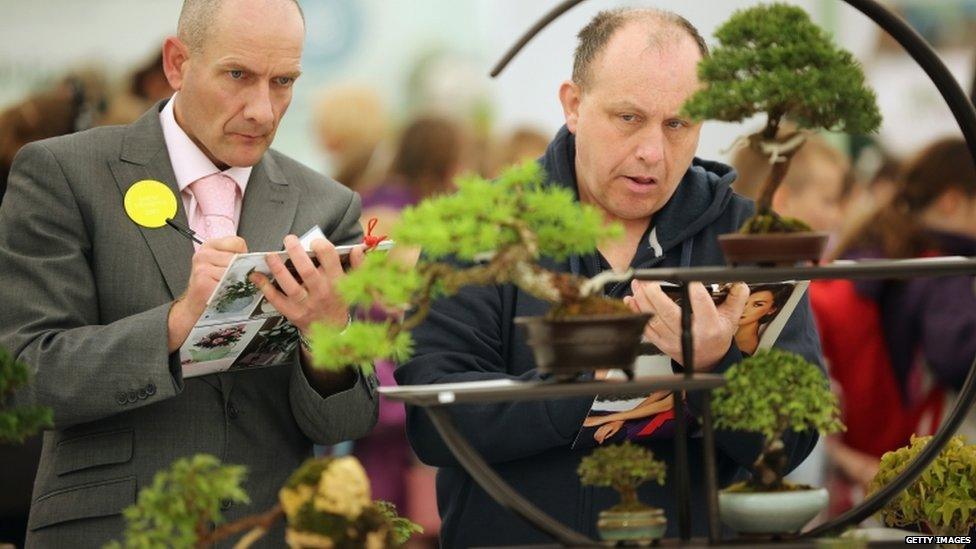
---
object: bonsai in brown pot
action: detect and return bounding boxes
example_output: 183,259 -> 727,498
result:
309,161 -> 648,379
681,3 -> 882,265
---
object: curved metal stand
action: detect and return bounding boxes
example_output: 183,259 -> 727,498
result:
383,376 -> 726,545
487,0 -> 976,542
424,405 -> 596,546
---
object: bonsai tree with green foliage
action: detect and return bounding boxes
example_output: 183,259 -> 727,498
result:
578,441 -> 667,512
0,346 -> 52,443
712,349 -> 844,491
105,454 -> 250,549
868,435 -> 976,540
310,161 -> 628,372
109,454 -> 421,548
682,2 -> 881,233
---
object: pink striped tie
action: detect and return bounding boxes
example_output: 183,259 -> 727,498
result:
189,173 -> 238,245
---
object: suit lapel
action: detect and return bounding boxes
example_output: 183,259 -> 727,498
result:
109,103 -> 193,299
238,153 -> 299,253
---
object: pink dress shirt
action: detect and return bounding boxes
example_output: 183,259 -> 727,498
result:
159,94 -> 252,232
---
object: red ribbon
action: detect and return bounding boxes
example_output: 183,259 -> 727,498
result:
363,217 -> 388,251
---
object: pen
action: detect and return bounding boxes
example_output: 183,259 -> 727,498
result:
165,218 -> 204,244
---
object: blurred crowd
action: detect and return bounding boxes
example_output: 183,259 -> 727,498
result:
2,45 -> 976,545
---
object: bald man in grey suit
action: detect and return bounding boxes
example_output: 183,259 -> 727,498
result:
0,0 -> 378,546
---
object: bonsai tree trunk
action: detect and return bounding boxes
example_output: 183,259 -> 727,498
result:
613,483 -> 642,511
755,154 -> 794,215
750,434 -> 790,491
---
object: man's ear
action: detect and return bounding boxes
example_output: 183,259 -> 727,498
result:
558,80 -> 582,133
162,37 -> 190,91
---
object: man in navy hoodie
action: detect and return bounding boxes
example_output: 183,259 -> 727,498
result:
396,8 -> 824,547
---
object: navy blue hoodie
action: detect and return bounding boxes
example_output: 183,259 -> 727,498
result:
395,127 -> 824,547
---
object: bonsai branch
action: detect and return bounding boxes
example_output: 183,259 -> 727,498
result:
579,269 -> 634,298
200,504 -> 284,548
752,132 -> 806,215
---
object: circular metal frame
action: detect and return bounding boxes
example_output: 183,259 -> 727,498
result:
485,0 -> 976,541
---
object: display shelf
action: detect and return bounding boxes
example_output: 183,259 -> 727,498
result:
379,374 -> 725,407
478,540 -> 929,549
631,256 -> 976,284
389,255 -> 976,546
400,0 -> 976,544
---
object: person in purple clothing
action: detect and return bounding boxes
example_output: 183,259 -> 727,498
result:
847,137 -> 976,397
360,115 -> 465,238
352,114 -> 465,535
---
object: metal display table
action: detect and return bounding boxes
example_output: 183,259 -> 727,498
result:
381,257 -> 976,546
383,0 -> 976,542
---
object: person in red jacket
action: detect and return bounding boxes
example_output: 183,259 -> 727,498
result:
812,137 -> 976,514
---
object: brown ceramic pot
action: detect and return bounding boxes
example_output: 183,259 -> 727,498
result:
718,232 -> 829,266
515,313 -> 651,379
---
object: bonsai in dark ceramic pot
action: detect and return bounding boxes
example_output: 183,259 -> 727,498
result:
309,162 -> 648,379
681,3 -> 882,265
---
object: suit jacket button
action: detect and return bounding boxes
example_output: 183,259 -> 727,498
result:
116,392 -> 127,405
138,388 -> 148,399
227,403 -> 239,419
126,390 -> 138,403
145,383 -> 156,396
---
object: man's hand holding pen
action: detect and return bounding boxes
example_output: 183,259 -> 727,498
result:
166,236 -> 248,352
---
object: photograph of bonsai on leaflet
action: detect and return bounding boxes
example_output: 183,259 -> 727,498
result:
178,238 -> 393,377
712,349 -> 844,492
681,3 -> 881,236
308,161 -> 641,376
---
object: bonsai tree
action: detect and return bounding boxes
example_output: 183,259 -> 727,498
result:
310,161 -> 629,372
214,268 -> 259,312
577,441 -> 667,513
105,454 -> 250,549
0,346 -> 52,443
109,455 -> 421,548
682,3 -> 881,233
868,434 -> 976,540
712,349 -> 844,491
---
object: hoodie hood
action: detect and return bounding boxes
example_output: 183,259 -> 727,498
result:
540,125 -> 741,269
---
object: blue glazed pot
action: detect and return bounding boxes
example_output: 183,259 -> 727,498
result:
597,508 -> 667,545
719,487 -> 828,535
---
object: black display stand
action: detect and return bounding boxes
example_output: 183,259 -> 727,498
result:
382,0 -> 976,545
382,257 -> 976,547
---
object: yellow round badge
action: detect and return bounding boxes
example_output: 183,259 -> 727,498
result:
124,180 -> 177,228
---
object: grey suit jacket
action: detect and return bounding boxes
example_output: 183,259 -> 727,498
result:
0,103 -> 379,547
